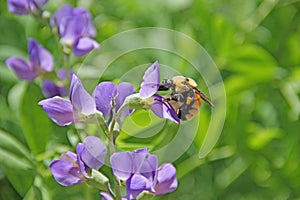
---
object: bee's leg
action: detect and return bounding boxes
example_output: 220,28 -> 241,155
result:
171,93 -> 183,102
162,96 -> 179,102
177,109 -> 182,119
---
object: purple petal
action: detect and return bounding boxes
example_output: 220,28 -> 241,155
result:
49,159 -> 84,186
110,152 -> 133,180
73,7 -> 96,37
60,151 -> 77,162
5,57 -> 37,81
72,37 -> 100,57
7,0 -> 29,15
116,82 -> 136,123
154,163 -> 178,195
58,68 -> 74,81
42,80 -> 68,98
28,38 -> 53,72
139,61 -> 160,98
70,74 -> 96,116
129,174 -> 152,190
100,192 -> 114,200
93,82 -> 116,120
132,149 -> 158,182
60,15 -> 87,46
51,4 -> 73,29
38,96 -> 74,126
133,148 -> 149,154
126,174 -> 152,199
116,82 -> 136,111
80,136 -> 107,170
100,192 -> 127,200
28,0 -> 48,11
150,94 -> 180,124
76,143 -> 89,178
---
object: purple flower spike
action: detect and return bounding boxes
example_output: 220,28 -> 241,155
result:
140,61 -> 160,98
7,0 -> 48,15
111,148 -> 177,199
39,74 -> 96,126
52,4 -> 99,57
50,136 -> 107,186
5,38 -> 53,81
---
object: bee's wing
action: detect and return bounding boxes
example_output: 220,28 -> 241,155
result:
193,87 -> 215,108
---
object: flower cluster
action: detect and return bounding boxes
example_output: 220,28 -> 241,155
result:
51,136 -> 177,199
6,2 -> 100,100
51,4 -> 99,57
6,1 -> 179,200
5,38 -> 53,81
8,0 -> 48,15
50,136 -> 107,186
109,148 -> 177,199
38,61 -> 179,199
38,61 -> 179,128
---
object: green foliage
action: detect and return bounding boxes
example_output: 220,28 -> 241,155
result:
1,0 -> 300,199
20,83 -> 51,155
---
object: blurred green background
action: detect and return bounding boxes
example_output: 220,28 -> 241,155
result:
1,0 -> 300,199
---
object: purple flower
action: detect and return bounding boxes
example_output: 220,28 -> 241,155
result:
51,4 -> 99,57
139,61 -> 180,124
42,80 -> 68,98
110,148 -> 177,199
39,74 -> 96,126
100,192 -> 128,200
5,38 -> 53,81
153,164 -> 178,195
50,136 -> 106,186
7,0 -> 48,15
42,69 -> 73,98
93,82 -> 135,123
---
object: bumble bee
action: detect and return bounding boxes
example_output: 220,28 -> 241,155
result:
158,76 -> 214,120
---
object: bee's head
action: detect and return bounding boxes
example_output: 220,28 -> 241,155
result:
158,79 -> 173,91
172,76 -> 198,88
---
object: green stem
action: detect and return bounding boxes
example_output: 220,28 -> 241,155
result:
107,118 -> 122,200
84,184 -> 93,200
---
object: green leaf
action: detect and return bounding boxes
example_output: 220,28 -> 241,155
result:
0,17 -> 27,49
0,129 -> 32,161
0,148 -> 33,170
23,185 -> 42,200
3,167 -> 35,197
19,83 -> 51,155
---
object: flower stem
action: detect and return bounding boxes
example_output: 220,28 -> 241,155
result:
107,118 -> 122,200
